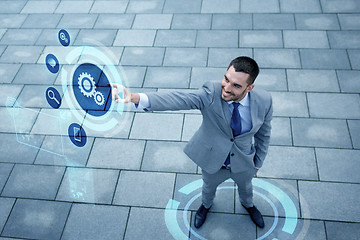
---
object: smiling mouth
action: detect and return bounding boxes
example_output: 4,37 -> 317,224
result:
222,90 -> 232,97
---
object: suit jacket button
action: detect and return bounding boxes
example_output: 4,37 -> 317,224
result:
230,138 -> 234,142
231,153 -> 235,156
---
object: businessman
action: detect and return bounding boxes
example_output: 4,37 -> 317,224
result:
111,56 -> 273,229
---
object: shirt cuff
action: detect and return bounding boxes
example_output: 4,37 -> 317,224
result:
135,93 -> 150,111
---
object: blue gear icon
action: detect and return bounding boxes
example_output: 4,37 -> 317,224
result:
72,63 -> 112,117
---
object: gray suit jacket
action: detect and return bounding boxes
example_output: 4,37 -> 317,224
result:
146,81 -> 273,174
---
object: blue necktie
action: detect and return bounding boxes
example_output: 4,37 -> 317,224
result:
224,102 -> 242,166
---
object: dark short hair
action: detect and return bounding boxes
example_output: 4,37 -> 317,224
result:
227,56 -> 259,85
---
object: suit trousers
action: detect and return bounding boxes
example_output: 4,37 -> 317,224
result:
201,167 -> 256,209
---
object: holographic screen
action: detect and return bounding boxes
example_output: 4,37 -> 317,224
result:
5,30 -> 131,202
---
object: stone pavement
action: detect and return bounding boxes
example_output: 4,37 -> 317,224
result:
0,0 -> 360,239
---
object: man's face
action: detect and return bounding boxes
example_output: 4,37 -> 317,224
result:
221,65 -> 254,102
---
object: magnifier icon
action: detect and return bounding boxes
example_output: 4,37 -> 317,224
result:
47,89 -> 60,105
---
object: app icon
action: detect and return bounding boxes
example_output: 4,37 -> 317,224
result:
58,29 -> 70,47
45,54 -> 59,74
45,87 -> 61,109
68,123 -> 87,147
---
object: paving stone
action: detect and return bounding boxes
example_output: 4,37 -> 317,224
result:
295,13 -> 340,30
254,13 -> 295,29
114,30 -> 156,46
132,14 -> 172,29
292,118 -> 352,148
13,64 -> 57,85
0,133 -> 43,163
241,0 -> 280,13
325,221 -> 360,240
348,49 -> 360,70
0,107 -> 39,134
0,14 -> 27,28
171,14 -> 211,29
299,181 -> 360,222
142,141 -> 197,173
113,170 -> 175,208
58,14 -> 97,29
94,14 -> 134,29
201,0 -> 239,13
254,49 -> 301,68
300,49 -> 351,69
78,46 -> 124,65
125,207 -> 187,239
144,66 -> 190,88
271,91 -> 308,117
190,67 -> 224,88
270,117 -> 292,145
36,28 -> 79,46
0,1 -> 26,13
87,138 -> 145,170
338,14 -> 360,30
62,204 -> 129,240
74,29 -> 117,46
0,198 -> 15,233
208,48 -> 253,67
190,212 -> 256,239
259,218 -> 326,240
130,112 -> 183,140
255,69 -> 287,91
57,168 -> 119,204
121,66 -> 146,87
260,146 -> 318,180
126,0 -> 164,14
182,114 -> 202,141
2,199 -> 71,240
239,30 -> 283,48
2,164 -> 65,200
90,0 -> 128,13
31,108 -> 91,137
284,30 -> 329,48
348,120 -> 360,149
163,0 -> 201,13
0,163 -> 13,193
308,93 -> 360,119
0,84 -> 23,107
16,85 -> 60,108
21,14 -> 61,29
21,1 -> 58,13
212,13 -> 252,30
154,30 -> 196,47
316,148 -> 360,183
121,47 -> 164,66
337,70 -> 360,93
320,0 -> 360,13
328,31 -> 360,49
280,0 -> 321,13
164,47 -> 208,67
287,69 -> 339,92
0,46 -> 43,64
55,1 -> 93,13
35,135 -> 94,167
0,29 -> 5,40
196,30 -> 238,48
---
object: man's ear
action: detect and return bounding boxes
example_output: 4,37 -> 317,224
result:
247,84 -> 255,92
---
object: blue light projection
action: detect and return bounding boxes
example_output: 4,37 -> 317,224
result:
165,178 -> 307,240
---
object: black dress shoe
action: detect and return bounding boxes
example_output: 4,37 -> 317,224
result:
194,204 -> 210,228
242,204 -> 265,228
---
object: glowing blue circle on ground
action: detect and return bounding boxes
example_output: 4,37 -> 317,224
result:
58,29 -> 70,47
72,63 -> 112,117
165,178 -> 299,240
